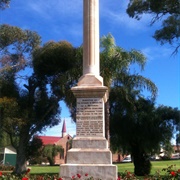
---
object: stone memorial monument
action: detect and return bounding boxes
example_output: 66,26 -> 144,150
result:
60,0 -> 117,179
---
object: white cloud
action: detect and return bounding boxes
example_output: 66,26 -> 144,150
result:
100,0 -> 154,32
141,46 -> 173,62
26,0 -> 82,20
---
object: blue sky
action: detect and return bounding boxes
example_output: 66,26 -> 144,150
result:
1,0 -> 179,137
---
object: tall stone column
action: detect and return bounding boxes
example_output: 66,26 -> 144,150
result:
78,0 -> 103,86
83,0 -> 99,76
60,0 -> 117,179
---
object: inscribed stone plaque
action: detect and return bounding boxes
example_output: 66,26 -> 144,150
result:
76,98 -> 104,136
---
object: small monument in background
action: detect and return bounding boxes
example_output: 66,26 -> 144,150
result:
60,0 -> 117,179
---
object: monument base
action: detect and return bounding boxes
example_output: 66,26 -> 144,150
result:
60,85 -> 117,179
60,137 -> 117,180
60,164 -> 117,180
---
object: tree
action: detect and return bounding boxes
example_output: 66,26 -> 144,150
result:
0,0 -> 10,10
100,33 -> 157,141
0,25 -> 69,174
27,136 -> 44,165
33,41 -> 75,77
0,24 -> 41,76
126,0 -> 180,54
0,74 -> 61,174
110,95 -> 180,176
33,34 -> 158,143
32,34 -> 159,175
33,40 -> 82,121
42,145 -> 64,166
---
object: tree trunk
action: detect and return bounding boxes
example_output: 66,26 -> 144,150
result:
131,144 -> 151,176
14,132 -> 29,175
14,147 -> 27,174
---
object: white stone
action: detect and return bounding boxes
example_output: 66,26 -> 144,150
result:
66,148 -> 112,164
60,0 -> 117,179
60,164 -> 117,180
72,137 -> 108,149
83,0 -> 100,76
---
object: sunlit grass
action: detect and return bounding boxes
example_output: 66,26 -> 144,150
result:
28,160 -> 180,175
29,165 -> 60,174
117,160 -> 180,175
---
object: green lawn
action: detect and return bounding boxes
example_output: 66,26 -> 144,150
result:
29,165 -> 60,174
117,160 -> 180,175
29,160 -> 180,175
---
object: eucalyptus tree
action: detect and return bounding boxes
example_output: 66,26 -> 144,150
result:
0,73 -> 61,174
33,40 -> 82,121
0,25 -> 64,174
0,24 -> 41,76
0,25 -> 41,162
126,0 -> 180,54
0,0 -> 10,9
0,72 -> 19,147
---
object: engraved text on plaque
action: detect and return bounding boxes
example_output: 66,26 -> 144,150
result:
76,98 -> 104,136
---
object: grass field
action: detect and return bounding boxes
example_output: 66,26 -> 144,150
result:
117,160 -> 180,175
28,160 -> 180,175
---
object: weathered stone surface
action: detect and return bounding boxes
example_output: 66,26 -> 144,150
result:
71,86 -> 108,100
83,0 -> 100,76
66,148 -> 112,164
60,0 -> 117,179
72,137 -> 108,149
60,164 -> 117,180
78,74 -> 103,86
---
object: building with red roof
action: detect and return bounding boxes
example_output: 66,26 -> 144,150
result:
38,119 -> 72,164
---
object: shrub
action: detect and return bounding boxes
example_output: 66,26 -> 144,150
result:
0,165 -> 180,179
0,164 -> 14,171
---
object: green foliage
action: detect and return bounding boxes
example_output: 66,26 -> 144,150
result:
0,131 -> 10,147
33,41 -> 83,121
100,33 -> 156,95
110,95 -> 180,175
33,41 -> 75,76
0,24 -> 41,74
100,33 -> 147,88
28,137 -> 43,162
0,0 -> 10,10
32,34 -> 158,175
126,0 -> 180,53
0,74 -> 19,98
162,141 -> 174,159
0,73 -> 61,174
153,15 -> 180,52
0,164 -> 14,171
100,33 -> 157,140
0,6 -> 75,176
42,145 -> 63,165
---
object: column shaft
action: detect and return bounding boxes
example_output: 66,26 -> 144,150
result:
83,0 -> 99,76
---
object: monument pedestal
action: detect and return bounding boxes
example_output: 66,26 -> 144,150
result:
60,0 -> 117,178
61,164 -> 117,180
60,85 -> 117,180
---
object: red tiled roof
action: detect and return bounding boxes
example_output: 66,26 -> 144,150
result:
38,136 -> 61,145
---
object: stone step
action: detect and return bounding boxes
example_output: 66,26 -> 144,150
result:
72,137 -> 108,149
66,148 -> 112,164
60,164 -> 117,180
